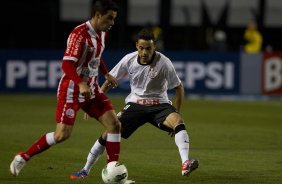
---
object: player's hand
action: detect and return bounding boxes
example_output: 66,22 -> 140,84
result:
168,131 -> 175,137
78,82 -> 91,97
83,113 -> 89,120
105,73 -> 118,88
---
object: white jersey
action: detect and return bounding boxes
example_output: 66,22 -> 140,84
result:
110,51 -> 181,105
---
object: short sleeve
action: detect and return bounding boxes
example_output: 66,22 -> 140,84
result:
63,32 -> 86,62
165,59 -> 181,89
110,55 -> 129,81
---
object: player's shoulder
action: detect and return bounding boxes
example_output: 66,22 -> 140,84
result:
122,51 -> 138,61
156,51 -> 173,66
156,51 -> 170,61
70,22 -> 89,36
125,51 -> 138,57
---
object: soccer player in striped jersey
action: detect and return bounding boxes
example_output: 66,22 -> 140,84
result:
10,0 -> 122,177
70,28 -> 199,181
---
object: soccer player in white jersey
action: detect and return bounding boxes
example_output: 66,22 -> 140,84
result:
70,28 -> 199,180
10,0 -> 123,177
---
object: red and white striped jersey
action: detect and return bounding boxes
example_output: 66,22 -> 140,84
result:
58,21 -> 107,103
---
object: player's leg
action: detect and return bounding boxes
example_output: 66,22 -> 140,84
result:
10,123 -> 74,176
70,132 -> 107,179
71,102 -> 145,180
70,109 -> 121,178
83,95 -> 121,163
163,112 -> 198,176
98,110 -> 121,162
163,112 -> 189,162
10,101 -> 78,176
83,133 -> 107,171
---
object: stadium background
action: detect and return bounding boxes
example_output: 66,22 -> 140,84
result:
1,0 -> 282,96
1,1 -> 282,184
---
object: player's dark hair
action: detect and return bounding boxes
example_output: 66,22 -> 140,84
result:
137,28 -> 155,42
91,0 -> 119,16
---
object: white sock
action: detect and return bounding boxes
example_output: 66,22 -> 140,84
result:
106,133 -> 121,142
46,132 -> 56,146
83,139 -> 105,173
175,130 -> 189,163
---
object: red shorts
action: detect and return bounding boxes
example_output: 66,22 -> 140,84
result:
56,93 -> 113,125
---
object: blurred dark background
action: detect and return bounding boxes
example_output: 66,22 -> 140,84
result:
1,0 -> 282,51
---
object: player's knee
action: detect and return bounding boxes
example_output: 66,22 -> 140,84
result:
108,119 -> 121,133
174,114 -> 184,123
113,120 -> 121,132
167,112 -> 182,122
54,132 -> 71,143
165,113 -> 184,129
176,118 -> 184,125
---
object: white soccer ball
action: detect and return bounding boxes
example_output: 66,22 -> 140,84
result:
101,161 -> 128,184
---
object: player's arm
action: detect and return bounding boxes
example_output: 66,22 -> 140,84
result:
62,60 -> 90,97
63,32 -> 90,97
105,73 -> 118,88
101,79 -> 115,93
100,58 -> 118,90
101,54 -> 130,93
174,83 -> 184,113
165,58 -> 184,112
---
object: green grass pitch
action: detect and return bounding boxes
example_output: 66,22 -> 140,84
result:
0,94 -> 282,184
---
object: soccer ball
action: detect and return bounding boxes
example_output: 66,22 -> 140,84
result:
101,161 -> 128,184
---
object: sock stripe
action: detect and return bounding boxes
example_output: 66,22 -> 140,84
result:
46,132 -> 56,146
175,123 -> 186,134
98,136 -> 106,146
106,133 -> 121,142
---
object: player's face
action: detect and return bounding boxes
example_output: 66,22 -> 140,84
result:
136,39 -> 156,64
97,10 -> 117,32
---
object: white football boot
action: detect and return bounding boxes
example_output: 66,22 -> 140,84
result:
124,179 -> 136,184
10,154 -> 26,176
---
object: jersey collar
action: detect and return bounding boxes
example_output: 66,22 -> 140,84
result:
86,21 -> 97,36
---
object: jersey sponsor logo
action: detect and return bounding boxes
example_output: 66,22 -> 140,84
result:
148,68 -> 158,79
73,35 -> 83,56
66,34 -> 75,54
80,58 -> 100,77
87,58 -> 100,77
65,33 -> 83,56
136,99 -> 160,105
88,58 -> 99,70
65,108 -> 75,118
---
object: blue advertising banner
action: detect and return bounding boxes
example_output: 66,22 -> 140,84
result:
166,51 -> 240,94
0,50 -> 240,95
0,50 -> 64,93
